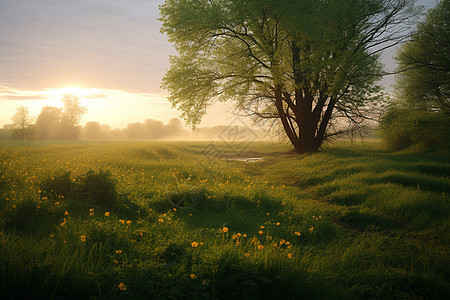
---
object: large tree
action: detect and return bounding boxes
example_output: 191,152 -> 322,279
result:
160,0 -> 416,154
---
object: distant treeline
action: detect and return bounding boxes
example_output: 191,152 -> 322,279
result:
0,105 -> 263,141
78,118 -> 264,141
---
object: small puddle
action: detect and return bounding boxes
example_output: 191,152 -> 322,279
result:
222,157 -> 263,162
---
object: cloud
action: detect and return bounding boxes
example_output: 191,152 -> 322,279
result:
0,85 -> 50,101
0,0 -> 173,94
0,0 -> 437,96
83,94 -> 108,99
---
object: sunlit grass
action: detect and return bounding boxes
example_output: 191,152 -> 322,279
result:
0,140 -> 448,298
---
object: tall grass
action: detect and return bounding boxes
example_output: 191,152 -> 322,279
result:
0,140 -> 448,299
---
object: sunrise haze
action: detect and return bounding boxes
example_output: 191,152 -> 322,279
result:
0,0 -> 439,129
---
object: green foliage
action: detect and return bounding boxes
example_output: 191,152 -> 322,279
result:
382,1 -> 450,151
380,105 -> 450,151
395,0 -> 450,111
39,169 -> 118,209
76,169 -> 118,208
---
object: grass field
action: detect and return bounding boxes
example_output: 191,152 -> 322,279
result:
0,140 -> 449,299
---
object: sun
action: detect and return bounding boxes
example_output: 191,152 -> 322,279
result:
38,86 -> 100,111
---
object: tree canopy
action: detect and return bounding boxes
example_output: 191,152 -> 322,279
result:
62,94 -> 87,128
395,0 -> 449,112
381,0 -> 449,151
160,0 -> 417,153
61,94 -> 87,139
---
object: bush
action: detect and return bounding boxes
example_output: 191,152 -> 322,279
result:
76,169 -> 118,208
39,169 -> 118,208
380,105 -> 450,151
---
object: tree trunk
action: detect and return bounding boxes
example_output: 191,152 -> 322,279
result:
274,87 -> 323,155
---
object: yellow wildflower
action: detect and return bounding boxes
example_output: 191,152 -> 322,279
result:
295,232 -> 301,236
276,222 -> 280,226
222,227 -> 229,233
309,227 -> 314,232
258,244 -> 264,250
105,212 -> 110,217
118,282 -> 127,291
190,274 -> 197,279
288,253 -> 293,259
158,218 -> 164,223
80,235 -> 86,242
191,241 -> 199,247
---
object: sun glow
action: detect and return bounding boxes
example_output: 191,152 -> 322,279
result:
47,86 -> 99,99
0,84 -> 188,129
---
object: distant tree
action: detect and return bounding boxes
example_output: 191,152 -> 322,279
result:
381,0 -> 450,150
160,0 -> 417,154
166,118 -> 185,138
62,94 -> 87,139
0,124 -> 15,140
11,106 -> 33,142
35,106 -> 63,140
126,122 -> 142,140
83,121 -> 103,140
143,119 -> 166,139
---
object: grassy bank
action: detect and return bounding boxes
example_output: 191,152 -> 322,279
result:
0,140 -> 448,299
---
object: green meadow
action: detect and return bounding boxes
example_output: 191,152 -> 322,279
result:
0,140 -> 448,299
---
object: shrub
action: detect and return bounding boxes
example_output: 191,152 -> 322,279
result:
38,169 -> 118,209
380,106 -> 450,151
76,169 -> 118,208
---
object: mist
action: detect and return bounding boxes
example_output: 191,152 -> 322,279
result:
0,105 -> 265,142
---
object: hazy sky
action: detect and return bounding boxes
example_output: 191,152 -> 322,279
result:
0,0 -> 439,129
